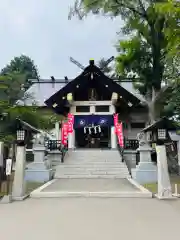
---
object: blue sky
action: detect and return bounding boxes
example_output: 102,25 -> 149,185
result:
0,0 -> 123,78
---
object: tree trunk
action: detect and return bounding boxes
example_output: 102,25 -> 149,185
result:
148,102 -> 156,124
147,88 -> 161,124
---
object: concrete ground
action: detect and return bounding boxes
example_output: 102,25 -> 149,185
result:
42,178 -> 138,192
1,198 -> 180,240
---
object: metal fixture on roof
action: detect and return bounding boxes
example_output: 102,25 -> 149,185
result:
70,57 -> 85,70
23,58 -> 142,86
99,56 -> 114,71
64,76 -> 69,83
51,76 -> 55,88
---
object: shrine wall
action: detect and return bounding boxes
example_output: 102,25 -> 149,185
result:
126,112 -> 149,139
70,101 -> 115,115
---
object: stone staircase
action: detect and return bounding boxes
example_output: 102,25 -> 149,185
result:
30,149 -> 152,198
54,149 -> 130,179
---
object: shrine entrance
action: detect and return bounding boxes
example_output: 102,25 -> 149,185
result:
75,126 -> 110,149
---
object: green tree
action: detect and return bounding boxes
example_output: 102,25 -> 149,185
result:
0,101 -> 58,146
155,1 -> 180,58
0,73 -> 28,104
70,0 -> 179,123
1,55 -> 39,88
0,62 -> 55,146
0,55 -> 40,103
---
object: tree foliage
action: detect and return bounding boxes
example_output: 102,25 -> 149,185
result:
0,103 -> 58,145
0,56 -> 55,145
70,0 -> 180,122
1,55 -> 39,88
0,73 -> 28,105
155,0 -> 180,58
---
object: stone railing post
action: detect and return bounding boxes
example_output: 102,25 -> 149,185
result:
12,145 -> 27,201
177,140 -> 180,174
111,126 -> 117,149
68,131 -> 75,149
131,132 -> 157,184
155,145 -> 172,199
0,142 -> 4,167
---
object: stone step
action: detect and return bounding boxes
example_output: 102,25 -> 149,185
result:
54,175 -> 130,179
31,191 -> 152,198
55,172 -> 129,177
56,167 -> 128,171
53,164 -> 128,168
70,159 -> 122,161
54,150 -> 129,179
56,169 -> 128,174
65,160 -> 122,162
58,165 -> 128,169
55,165 -> 129,169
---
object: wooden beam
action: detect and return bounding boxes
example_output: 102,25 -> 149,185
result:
111,92 -> 118,105
67,93 -> 73,104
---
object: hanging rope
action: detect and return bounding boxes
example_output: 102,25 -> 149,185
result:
84,124 -> 101,134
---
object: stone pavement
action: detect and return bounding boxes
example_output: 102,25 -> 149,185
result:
0,198 -> 180,240
30,178 -> 152,198
42,178 -> 138,192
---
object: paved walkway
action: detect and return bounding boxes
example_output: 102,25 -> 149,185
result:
0,198 -> 180,240
42,178 -> 138,192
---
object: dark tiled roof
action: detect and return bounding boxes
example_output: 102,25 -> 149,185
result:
17,82 -> 66,106
17,81 -> 144,107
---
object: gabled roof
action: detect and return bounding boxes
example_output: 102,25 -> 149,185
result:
142,117 -> 179,132
45,61 -> 141,113
16,118 -> 40,133
17,61 -> 144,111
16,82 -> 66,106
17,81 -> 143,107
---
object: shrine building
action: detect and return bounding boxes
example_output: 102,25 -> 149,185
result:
42,59 -> 148,149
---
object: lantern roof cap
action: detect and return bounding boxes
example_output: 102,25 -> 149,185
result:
142,117 -> 179,132
16,118 -> 41,134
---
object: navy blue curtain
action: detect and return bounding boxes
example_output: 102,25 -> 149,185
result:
74,115 -> 114,128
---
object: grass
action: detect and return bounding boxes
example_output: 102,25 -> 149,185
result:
26,181 -> 44,194
143,175 -> 180,194
0,172 -> 44,197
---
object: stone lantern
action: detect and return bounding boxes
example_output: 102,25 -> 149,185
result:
143,117 -> 178,199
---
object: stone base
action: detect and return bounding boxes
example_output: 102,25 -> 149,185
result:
26,160 -> 51,170
155,194 -> 177,200
48,151 -> 62,167
132,162 -> 157,184
0,195 -> 12,204
25,169 -> 53,182
12,194 -> 29,201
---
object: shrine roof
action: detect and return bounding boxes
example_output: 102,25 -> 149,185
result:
16,118 -> 41,133
142,117 -> 179,132
44,63 -> 142,113
17,81 -> 144,107
17,62 -> 145,112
